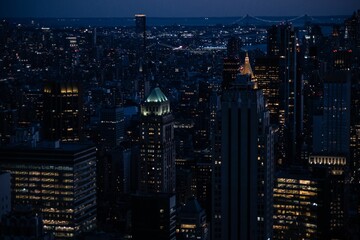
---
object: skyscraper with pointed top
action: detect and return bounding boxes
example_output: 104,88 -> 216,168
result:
139,87 -> 176,193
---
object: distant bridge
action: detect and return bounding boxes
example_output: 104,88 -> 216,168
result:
232,14 -> 342,26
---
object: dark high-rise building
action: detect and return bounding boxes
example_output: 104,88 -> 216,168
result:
213,74 -> 274,240
350,72 -> 360,182
267,24 -> 303,165
222,37 -> 241,90
313,71 -> 351,155
344,10 -> 360,63
0,142 -> 97,239
134,14 -> 149,100
0,108 -> 18,145
135,14 -> 146,40
254,57 -> 282,125
309,155 -> 347,239
0,171 -> 11,219
332,49 -> 353,70
131,193 -> 176,240
226,36 -> 241,59
310,71 -> 351,239
99,106 -> 125,150
176,198 -> 209,240
139,87 -> 176,194
0,206 -> 52,240
43,81 -> 82,142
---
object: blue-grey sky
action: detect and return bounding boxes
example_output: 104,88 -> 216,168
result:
1,0 -> 359,17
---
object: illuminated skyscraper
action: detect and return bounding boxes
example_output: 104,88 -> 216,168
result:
139,87 -> 175,193
0,142 -> 97,238
254,57 -> 282,125
43,80 -> 82,142
213,74 -> 274,240
273,167 -> 320,239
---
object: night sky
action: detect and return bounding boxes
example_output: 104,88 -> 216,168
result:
0,0 -> 359,18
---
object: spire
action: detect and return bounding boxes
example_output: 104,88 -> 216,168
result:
241,52 -> 255,79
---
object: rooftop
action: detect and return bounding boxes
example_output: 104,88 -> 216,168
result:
145,87 -> 168,103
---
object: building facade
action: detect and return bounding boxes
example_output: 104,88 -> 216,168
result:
213,74 -> 274,240
0,142 -> 97,238
139,87 -> 176,194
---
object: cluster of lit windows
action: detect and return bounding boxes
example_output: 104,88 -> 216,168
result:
273,176 -> 319,239
309,155 -> 346,166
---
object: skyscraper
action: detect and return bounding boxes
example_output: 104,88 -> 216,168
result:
310,70 -> 352,239
131,193 -> 176,240
254,56 -> 282,125
0,141 -> 97,238
99,106 -> 125,150
273,167 -> 320,239
313,71 -> 351,155
135,14 -> 149,100
0,171 -> 11,219
267,24 -> 303,165
213,74 -> 274,240
222,37 -> 241,90
139,87 -> 175,193
43,80 -> 82,142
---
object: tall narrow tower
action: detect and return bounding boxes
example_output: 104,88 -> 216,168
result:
267,24 -> 302,165
214,74 -> 274,240
139,87 -> 176,193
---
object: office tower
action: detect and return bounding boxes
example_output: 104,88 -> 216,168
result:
175,168 -> 193,205
350,72 -> 360,181
135,14 -> 149,100
176,198 -> 209,240
139,87 -> 175,193
344,10 -> 360,60
313,71 -> 351,155
254,56 -> 282,125
213,74 -> 274,240
308,155 -> 347,239
222,37 -> 241,90
332,49 -> 353,70
267,24 -> 303,164
310,71 -> 351,239
131,193 -> 176,240
0,171 -> 11,219
273,167 -> 320,239
43,80 -> 82,142
135,14 -> 146,50
0,142 -> 97,238
193,152 -> 212,216
227,36 -> 241,59
100,106 -> 125,150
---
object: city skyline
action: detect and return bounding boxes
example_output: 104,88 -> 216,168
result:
1,0 -> 359,18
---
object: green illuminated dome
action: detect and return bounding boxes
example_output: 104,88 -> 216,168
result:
145,87 -> 168,103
